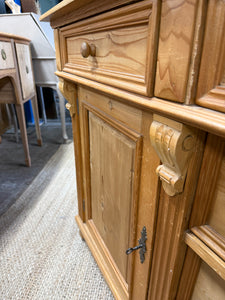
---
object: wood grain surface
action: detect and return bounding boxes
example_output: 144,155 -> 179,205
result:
148,129 -> 205,300
154,0 -> 198,102
59,1 -> 156,96
89,112 -> 136,279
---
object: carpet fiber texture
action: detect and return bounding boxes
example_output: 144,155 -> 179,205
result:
0,142 -> 114,299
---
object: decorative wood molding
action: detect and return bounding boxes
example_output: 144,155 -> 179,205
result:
148,129 -> 205,300
55,71 -> 225,139
58,78 -> 76,117
150,114 -> 195,196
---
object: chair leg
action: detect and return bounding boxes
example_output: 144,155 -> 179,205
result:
36,86 -> 47,124
31,94 -> 42,146
56,85 -> 68,142
8,104 -> 19,143
15,104 -> 31,167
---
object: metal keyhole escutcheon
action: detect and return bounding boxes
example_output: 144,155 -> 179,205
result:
126,226 -> 147,263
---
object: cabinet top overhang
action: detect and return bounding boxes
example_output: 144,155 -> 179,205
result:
40,0 -> 136,28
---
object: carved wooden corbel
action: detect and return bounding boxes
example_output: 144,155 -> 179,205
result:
150,114 -> 195,196
58,78 -> 76,118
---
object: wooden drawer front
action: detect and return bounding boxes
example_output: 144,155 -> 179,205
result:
154,0 -> 198,102
0,41 -> 14,69
16,43 -> 34,100
60,1 -> 158,96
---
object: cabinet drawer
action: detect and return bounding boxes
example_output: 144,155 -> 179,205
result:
16,43 -> 35,100
0,41 -> 14,69
59,1 -> 158,96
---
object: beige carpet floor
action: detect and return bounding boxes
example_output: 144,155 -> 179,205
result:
0,142 -> 114,299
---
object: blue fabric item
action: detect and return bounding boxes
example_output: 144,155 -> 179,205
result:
24,100 -> 35,125
0,0 -> 7,14
14,0 -> 21,5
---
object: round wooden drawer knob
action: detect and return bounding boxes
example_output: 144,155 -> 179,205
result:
80,42 -> 96,58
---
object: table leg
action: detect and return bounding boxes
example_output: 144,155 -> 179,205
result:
15,103 -> 31,167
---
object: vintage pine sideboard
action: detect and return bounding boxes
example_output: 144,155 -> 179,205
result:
41,1 -> 225,299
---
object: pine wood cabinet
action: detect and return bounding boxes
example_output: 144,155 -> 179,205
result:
41,1 -> 225,299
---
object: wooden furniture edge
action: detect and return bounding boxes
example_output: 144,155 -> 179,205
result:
58,78 -> 85,221
191,225 -> 225,262
75,215 -> 129,300
40,0 -> 136,27
55,71 -> 225,137
40,0 -> 73,21
185,232 -> 225,281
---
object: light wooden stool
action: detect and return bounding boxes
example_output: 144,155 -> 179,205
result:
0,32 -> 42,167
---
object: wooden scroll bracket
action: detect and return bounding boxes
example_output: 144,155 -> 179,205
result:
150,114 -> 195,196
58,78 -> 76,118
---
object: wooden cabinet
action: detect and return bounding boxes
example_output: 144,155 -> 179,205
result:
41,1 -> 225,299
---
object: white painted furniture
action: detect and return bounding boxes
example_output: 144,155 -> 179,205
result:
0,13 -> 68,141
0,32 -> 42,166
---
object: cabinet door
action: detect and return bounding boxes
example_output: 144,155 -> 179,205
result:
75,87 -> 159,299
177,134 -> 225,299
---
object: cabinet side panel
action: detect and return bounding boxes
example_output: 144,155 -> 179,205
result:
191,261 -> 225,299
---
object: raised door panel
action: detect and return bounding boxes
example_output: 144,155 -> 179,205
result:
16,43 -> 35,100
89,112 -> 137,280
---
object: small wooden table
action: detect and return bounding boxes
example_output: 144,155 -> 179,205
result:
0,32 -> 42,167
